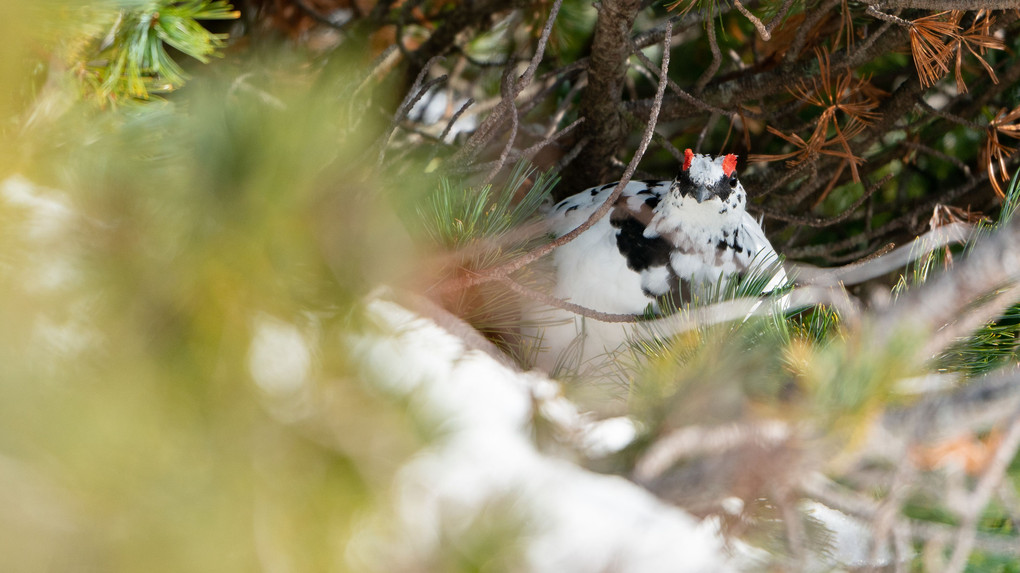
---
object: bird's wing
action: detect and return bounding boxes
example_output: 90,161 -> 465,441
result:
548,180 -> 670,237
547,180 -> 678,310
738,211 -> 788,291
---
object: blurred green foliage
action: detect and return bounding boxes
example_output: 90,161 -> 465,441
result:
0,14 -> 433,571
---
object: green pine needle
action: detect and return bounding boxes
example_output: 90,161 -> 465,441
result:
88,1 -> 238,102
418,161 -> 558,261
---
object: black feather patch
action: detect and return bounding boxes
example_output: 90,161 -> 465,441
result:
712,177 -> 733,202
610,207 -> 672,272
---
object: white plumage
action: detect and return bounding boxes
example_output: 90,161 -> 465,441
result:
524,150 -> 787,375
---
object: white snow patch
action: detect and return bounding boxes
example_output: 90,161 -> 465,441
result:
1,175 -> 74,241
347,297 -> 735,572
247,314 -> 312,396
581,416 -> 638,457
802,500 -> 893,570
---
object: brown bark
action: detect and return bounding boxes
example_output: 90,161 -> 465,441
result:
558,0 -> 642,197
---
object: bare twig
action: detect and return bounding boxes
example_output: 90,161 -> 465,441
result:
450,117 -> 585,175
760,175 -> 890,227
792,222 -> 974,287
880,0 -> 1020,8
376,55 -> 446,165
554,137 -> 589,174
784,174 -> 987,259
733,0 -> 770,41
788,0 -> 841,64
765,0 -> 797,35
634,420 -> 792,482
695,12 -> 722,93
482,104 -> 519,185
451,0 -> 565,167
498,276 -> 640,323
864,4 -> 912,28
437,97 -> 474,144
626,42 -> 738,120
407,0 -> 528,77
900,139 -> 972,176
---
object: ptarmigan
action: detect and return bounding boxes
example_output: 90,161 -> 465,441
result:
524,150 -> 787,375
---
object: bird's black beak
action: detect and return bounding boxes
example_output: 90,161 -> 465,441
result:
692,185 -> 713,203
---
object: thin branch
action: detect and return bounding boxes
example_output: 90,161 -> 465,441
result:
788,0 -> 841,64
881,0 -> 1020,8
407,0 -> 528,74
733,0 -> 770,41
695,12 -> 722,93
517,0 -> 564,90
437,97 -> 474,144
376,72 -> 448,167
791,222 -> 974,287
634,420 -> 793,483
900,139 -> 972,176
482,104 -> 519,185
545,79 -> 587,138
498,276 -> 640,322
917,100 -> 986,130
451,0 -> 564,166
554,136 -> 589,174
864,4 -> 913,28
626,41 -> 738,119
784,174 -> 986,259
451,117 -> 585,175
513,117 -> 586,162
759,174 -> 891,227
765,0 -> 797,35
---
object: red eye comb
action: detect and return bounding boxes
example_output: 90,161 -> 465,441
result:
683,148 -> 694,171
722,154 -> 738,177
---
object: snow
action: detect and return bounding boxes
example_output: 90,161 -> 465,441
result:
802,501 -> 892,570
247,313 -> 313,397
344,296 -> 897,571
347,297 -> 736,572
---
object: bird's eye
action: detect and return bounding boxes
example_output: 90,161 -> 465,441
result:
728,175 -> 738,188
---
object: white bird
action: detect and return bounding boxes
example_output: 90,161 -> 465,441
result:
524,150 -> 787,376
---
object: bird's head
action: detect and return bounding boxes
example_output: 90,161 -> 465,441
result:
670,149 -> 745,209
